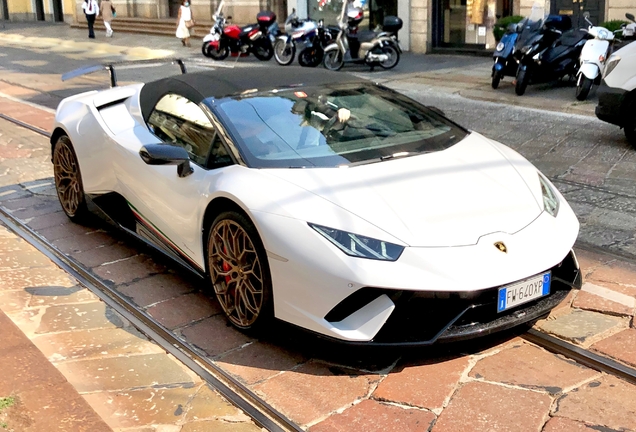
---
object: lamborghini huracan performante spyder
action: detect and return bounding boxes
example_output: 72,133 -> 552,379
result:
51,60 -> 581,346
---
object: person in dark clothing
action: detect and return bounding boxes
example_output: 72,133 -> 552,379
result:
82,0 -> 100,39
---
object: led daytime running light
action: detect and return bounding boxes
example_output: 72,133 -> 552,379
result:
538,173 -> 559,217
309,223 -> 404,261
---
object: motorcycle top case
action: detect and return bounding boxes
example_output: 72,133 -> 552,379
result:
544,15 -> 572,32
347,7 -> 364,27
383,16 -> 403,33
257,11 -> 276,28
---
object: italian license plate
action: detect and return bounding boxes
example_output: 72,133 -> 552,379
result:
497,272 -> 551,313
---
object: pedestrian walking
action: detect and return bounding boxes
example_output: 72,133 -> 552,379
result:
82,0 -> 100,39
175,0 -> 194,47
100,0 -> 115,37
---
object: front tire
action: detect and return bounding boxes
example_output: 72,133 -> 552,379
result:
253,40 -> 274,61
491,70 -> 502,89
207,211 -> 273,331
515,68 -> 529,96
575,75 -> 593,101
201,41 -> 211,57
274,39 -> 295,65
205,43 -> 229,60
298,47 -> 322,67
53,135 -> 89,223
625,109 -> 636,149
379,44 -> 400,70
323,49 -> 344,71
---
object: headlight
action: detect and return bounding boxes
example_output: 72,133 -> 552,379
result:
496,42 -> 505,51
309,223 -> 404,261
603,55 -> 621,78
538,173 -> 559,217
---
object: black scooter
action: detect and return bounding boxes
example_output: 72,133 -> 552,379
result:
514,14 -> 591,96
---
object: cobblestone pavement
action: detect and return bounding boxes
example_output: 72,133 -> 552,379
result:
0,123 -> 259,431
1,81 -> 636,432
0,153 -> 635,430
1,22 -> 636,431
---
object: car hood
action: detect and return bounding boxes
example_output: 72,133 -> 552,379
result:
267,133 -> 543,247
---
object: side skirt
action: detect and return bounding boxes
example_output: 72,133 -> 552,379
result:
87,193 -> 206,279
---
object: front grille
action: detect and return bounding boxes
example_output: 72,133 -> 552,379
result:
325,250 -> 580,345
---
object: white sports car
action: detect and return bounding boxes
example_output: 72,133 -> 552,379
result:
51,61 -> 581,345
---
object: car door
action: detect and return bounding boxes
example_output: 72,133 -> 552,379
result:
116,92 -> 233,272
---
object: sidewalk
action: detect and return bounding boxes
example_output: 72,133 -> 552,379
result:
0,21 -> 597,117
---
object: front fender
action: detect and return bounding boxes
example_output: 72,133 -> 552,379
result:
323,43 -> 339,53
579,62 -> 600,80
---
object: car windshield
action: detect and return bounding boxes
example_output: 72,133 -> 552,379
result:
209,83 -> 467,168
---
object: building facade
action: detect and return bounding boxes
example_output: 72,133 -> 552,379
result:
2,0 -> 634,52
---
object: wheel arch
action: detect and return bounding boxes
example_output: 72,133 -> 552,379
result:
50,126 -> 70,157
201,197 -> 262,272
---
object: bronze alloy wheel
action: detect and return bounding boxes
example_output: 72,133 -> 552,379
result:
53,136 -> 88,221
208,212 -> 272,329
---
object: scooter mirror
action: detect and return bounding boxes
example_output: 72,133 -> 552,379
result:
626,13 -> 635,22
583,11 -> 590,18
227,15 -> 232,19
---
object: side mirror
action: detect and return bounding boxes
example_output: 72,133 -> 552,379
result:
227,15 -> 232,20
583,11 -> 590,18
627,13 -> 635,22
139,144 -> 193,178
426,106 -> 446,117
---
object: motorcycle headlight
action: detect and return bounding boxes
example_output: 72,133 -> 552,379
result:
538,173 -> 559,217
309,223 -> 404,261
603,55 -> 621,78
496,42 -> 505,51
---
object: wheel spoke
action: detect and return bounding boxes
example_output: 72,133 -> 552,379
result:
54,139 -> 83,217
209,218 -> 265,328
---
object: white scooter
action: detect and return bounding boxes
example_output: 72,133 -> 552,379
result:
621,13 -> 636,40
576,13 -> 618,101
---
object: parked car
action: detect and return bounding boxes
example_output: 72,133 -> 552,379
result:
595,38 -> 636,148
52,61 -> 581,346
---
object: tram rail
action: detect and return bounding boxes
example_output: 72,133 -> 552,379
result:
2,111 -> 636,424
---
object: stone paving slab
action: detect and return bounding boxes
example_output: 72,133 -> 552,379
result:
0,225 -> 258,431
1,35 -> 636,430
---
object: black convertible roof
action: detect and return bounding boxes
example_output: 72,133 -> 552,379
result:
139,67 -> 361,122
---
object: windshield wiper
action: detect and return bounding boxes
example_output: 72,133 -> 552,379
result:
380,151 -> 413,161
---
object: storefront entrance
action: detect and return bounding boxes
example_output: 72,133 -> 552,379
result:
432,0 -> 501,50
551,0 -> 604,28
307,0 -> 396,29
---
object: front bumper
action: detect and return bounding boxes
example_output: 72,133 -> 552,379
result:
595,80 -> 628,127
321,249 -> 581,347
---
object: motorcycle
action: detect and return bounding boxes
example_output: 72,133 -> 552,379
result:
514,5 -> 591,96
201,0 -> 278,61
621,13 -> 636,41
492,20 -> 525,89
322,0 -> 402,71
296,21 -> 339,67
575,13 -> 619,101
274,11 -> 339,67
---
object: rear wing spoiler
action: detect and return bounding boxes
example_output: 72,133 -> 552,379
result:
61,58 -> 188,88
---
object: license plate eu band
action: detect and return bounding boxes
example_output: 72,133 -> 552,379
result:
497,272 -> 551,313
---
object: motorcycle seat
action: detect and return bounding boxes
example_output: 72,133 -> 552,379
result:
351,30 -> 377,42
557,29 -> 590,47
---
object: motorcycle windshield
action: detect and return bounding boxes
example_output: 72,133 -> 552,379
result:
515,3 -> 545,49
